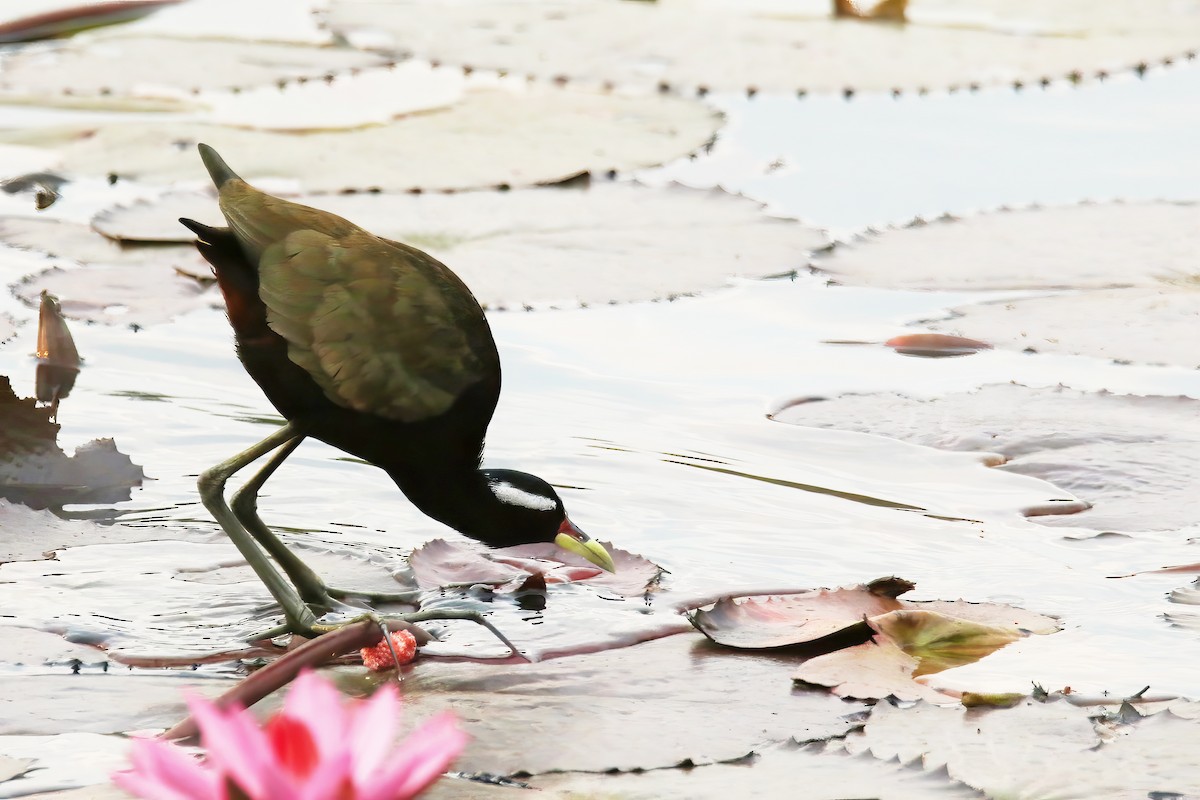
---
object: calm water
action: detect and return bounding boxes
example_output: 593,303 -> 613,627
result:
1,53 -> 1200,796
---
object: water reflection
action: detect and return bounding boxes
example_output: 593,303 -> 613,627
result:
0,300 -> 142,508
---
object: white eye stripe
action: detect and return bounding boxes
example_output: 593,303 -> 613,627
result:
489,480 -> 557,512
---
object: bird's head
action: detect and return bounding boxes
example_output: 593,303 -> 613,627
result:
482,469 -> 615,573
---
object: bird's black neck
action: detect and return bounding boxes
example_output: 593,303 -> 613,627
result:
387,465 -> 559,549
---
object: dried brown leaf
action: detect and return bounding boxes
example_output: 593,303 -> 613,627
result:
794,635 -> 956,703
690,582 -> 907,649
870,609 -> 1019,676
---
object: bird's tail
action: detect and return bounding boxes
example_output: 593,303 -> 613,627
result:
179,217 -> 223,242
197,143 -> 240,188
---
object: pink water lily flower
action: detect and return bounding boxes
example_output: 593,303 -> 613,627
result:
114,671 -> 467,800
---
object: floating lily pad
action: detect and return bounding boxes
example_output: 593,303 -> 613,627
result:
325,0 -> 1200,94
0,377 -> 145,510
533,740 -> 982,799
0,145 -> 60,183
809,203 -> 1200,366
1,217 -> 221,326
0,627 -> 107,669
872,609 -> 1021,675
1165,578 -> 1200,632
92,183 -> 823,307
0,673 -> 231,735
0,216 -> 201,266
0,36 -> 388,108
408,538 -> 663,597
692,578 -> 1057,651
813,202 -> 1200,291
12,785 -> 127,800
771,384 -> 1200,532
112,0 -> 330,45
17,263 -> 222,327
793,631 -> 957,703
0,502 -> 187,565
0,732 -> 130,796
0,755 -> 33,784
930,287 -> 1200,368
397,633 -> 862,774
199,62 -> 465,131
846,700 -> 1200,799
689,578 -> 911,649
6,87 -> 721,191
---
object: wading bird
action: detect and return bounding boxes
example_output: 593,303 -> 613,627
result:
181,144 -> 614,636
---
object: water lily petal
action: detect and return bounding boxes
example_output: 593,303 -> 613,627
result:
113,769 -> 202,800
265,713 -> 322,781
113,738 -> 221,800
371,712 -> 467,800
297,749 -> 355,800
285,670 -> 351,760
187,695 -> 289,799
349,683 -> 401,784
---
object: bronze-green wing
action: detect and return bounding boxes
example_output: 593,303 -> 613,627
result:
215,179 -> 491,423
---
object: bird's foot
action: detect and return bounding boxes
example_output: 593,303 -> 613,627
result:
254,605 -> 523,660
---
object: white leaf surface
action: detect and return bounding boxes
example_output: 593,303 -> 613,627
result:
326,0 -> 1200,93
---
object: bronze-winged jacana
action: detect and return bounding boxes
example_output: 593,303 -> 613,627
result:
181,144 -> 614,635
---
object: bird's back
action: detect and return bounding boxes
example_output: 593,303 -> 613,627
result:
183,148 -> 501,473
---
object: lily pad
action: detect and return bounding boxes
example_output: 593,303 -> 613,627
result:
0,217 -> 221,326
771,384 -> 1200,532
808,203 -> 1200,367
0,756 -> 33,784
408,538 -> 663,597
5,87 -> 721,191
92,183 -> 825,307
111,0 -> 331,45
325,0 -> 1200,94
0,216 -> 203,266
929,287 -> 1200,368
794,607 -> 1041,702
17,263 -> 222,327
845,700 -> 1200,799
871,609 -> 1020,675
690,578 -> 1057,650
532,739 -> 982,799
199,62 -> 465,131
397,633 -> 863,774
0,502 -> 187,565
0,673 -> 231,735
813,202 -> 1200,291
689,578 -> 910,649
0,733 -> 130,796
0,378 -> 145,509
0,627 -> 108,669
1165,578 -> 1200,632
793,632 -> 957,703
0,36 -> 388,108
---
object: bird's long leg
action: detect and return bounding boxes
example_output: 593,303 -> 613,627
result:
229,436 -> 422,607
229,434 -> 333,606
198,422 -> 317,633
